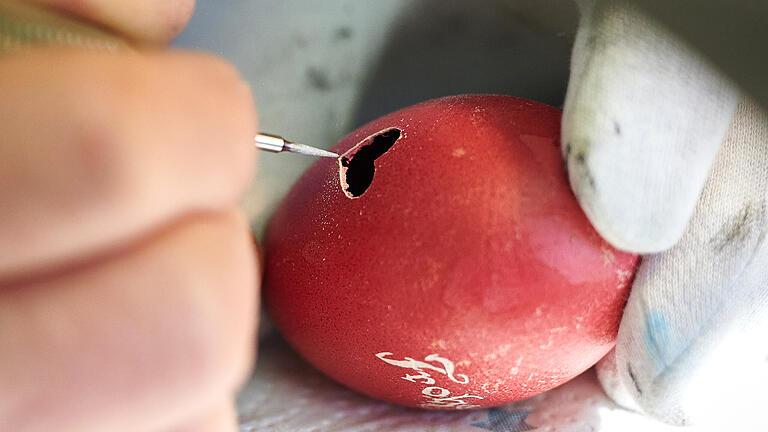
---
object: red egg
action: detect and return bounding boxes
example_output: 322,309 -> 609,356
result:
263,95 -> 638,409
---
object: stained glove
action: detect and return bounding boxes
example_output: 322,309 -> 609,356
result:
563,0 -> 768,425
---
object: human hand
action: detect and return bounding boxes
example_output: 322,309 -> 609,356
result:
562,0 -> 768,425
0,2 -> 259,431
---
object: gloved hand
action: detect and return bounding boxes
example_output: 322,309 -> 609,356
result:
562,0 -> 768,425
0,1 -> 259,431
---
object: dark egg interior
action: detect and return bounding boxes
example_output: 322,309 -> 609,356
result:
339,128 -> 402,198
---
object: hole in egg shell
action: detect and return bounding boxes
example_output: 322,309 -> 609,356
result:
339,128 -> 402,198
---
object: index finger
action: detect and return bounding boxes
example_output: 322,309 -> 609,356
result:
0,48 -> 257,280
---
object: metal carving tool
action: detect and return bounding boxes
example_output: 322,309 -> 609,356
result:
254,133 -> 339,158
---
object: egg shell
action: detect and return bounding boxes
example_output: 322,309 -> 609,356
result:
264,95 -> 639,409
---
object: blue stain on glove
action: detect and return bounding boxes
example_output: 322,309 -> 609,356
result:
644,311 -> 673,375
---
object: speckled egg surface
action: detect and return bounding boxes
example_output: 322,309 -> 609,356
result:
263,95 -> 638,409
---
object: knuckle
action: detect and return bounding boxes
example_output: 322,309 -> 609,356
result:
62,93 -> 134,208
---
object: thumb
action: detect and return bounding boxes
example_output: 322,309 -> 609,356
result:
562,0 -> 739,253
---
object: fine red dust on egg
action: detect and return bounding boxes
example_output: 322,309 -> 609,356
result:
264,95 -> 639,410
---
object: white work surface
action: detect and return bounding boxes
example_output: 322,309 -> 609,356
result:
174,2 -> 766,430
236,335 -> 768,432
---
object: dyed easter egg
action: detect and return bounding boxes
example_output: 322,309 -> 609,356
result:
264,95 -> 638,409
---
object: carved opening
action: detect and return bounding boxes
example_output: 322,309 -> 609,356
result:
339,128 -> 402,198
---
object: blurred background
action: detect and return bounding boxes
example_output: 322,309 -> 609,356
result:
174,0 -> 578,236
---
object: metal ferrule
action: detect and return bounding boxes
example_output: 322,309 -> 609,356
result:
254,133 -> 287,153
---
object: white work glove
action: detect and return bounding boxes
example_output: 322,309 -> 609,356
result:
563,0 -> 768,426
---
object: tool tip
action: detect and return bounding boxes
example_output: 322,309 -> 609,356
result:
285,142 -> 339,158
